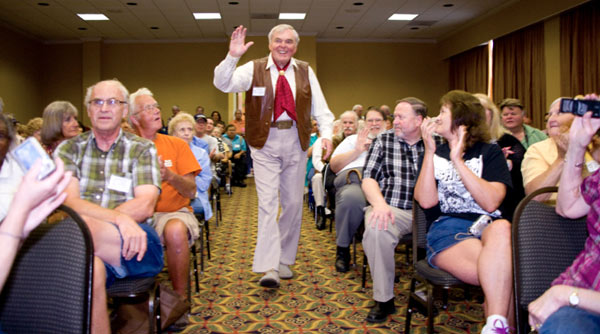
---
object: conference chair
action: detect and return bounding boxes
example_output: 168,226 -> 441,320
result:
511,187 -> 588,334
0,205 -> 94,334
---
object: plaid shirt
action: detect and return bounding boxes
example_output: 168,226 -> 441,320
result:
552,168 -> 600,291
363,130 -> 441,210
55,130 -> 161,210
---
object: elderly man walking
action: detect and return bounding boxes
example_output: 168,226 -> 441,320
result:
214,24 -> 334,288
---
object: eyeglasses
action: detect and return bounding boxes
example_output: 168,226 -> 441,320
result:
89,98 -> 127,108
140,104 -> 161,112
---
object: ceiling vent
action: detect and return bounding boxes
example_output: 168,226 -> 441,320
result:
407,20 -> 437,27
250,13 -> 278,19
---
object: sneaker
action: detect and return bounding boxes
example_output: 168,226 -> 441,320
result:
481,318 -> 511,334
225,183 -> 232,195
279,264 -> 293,279
259,270 -> 280,288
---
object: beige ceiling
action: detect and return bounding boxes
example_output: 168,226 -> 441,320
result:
0,0 -> 517,42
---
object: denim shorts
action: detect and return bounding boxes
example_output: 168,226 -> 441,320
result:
426,216 -> 479,269
105,223 -> 164,287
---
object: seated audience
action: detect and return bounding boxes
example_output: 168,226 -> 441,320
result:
129,88 -> 201,307
231,109 -> 245,135
305,119 -> 319,189
41,101 -> 80,155
522,98 -> 594,202
528,96 -> 600,334
415,90 -> 513,334
211,110 -> 222,123
56,79 -> 164,334
169,112 -> 213,221
194,114 -> 216,156
476,93 -> 526,220
0,156 -> 71,292
211,126 -> 232,192
195,105 -> 205,116
329,108 -> 385,272
223,124 -> 247,187
352,104 -> 364,120
25,117 -> 43,143
362,98 -> 441,322
310,124 -> 328,230
0,113 -> 24,222
500,98 -> 546,149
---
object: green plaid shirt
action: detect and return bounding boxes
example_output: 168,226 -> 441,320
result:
55,130 -> 161,210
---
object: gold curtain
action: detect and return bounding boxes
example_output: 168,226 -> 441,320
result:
448,45 -> 488,94
560,1 -> 600,96
493,22 -> 546,129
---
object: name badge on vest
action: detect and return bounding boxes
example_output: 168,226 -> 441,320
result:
108,175 -> 132,193
252,87 -> 266,97
164,159 -> 173,168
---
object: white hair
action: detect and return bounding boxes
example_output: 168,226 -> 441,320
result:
340,110 -> 358,122
84,79 -> 129,107
352,104 -> 363,111
268,24 -> 299,44
129,87 -> 154,115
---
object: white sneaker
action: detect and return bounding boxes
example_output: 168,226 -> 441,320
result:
259,269 -> 280,288
278,264 -> 293,279
481,316 -> 510,334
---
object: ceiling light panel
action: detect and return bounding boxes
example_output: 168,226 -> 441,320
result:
193,12 -> 221,19
77,13 -> 110,20
388,13 -> 418,21
279,13 -> 306,20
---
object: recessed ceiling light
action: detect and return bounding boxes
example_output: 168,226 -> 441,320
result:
77,27 -> 87,30
126,2 -> 137,6
353,2 -> 364,6
443,3 -> 454,7
37,2 -> 49,6
388,14 -> 418,21
150,26 -> 159,30
410,27 -> 419,30
279,13 -> 305,20
336,26 -> 344,29
228,1 -> 239,4
77,13 -> 109,21
193,13 -> 221,20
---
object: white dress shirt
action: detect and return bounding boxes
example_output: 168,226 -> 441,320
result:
214,53 -> 334,140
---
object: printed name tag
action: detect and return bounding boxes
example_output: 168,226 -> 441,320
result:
587,160 -> 600,173
164,159 -> 173,167
252,87 -> 266,96
108,174 -> 132,193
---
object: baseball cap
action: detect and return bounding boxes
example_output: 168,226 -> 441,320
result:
194,114 -> 207,122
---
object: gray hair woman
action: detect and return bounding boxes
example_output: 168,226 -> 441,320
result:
41,101 -> 79,154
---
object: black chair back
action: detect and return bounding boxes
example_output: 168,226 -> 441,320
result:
0,205 -> 94,334
512,187 -> 588,334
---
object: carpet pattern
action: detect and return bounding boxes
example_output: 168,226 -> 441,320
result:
173,178 -> 486,333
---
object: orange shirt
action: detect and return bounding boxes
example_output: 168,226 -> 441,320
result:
153,134 -> 200,212
231,119 -> 245,135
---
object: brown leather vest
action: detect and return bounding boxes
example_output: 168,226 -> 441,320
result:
244,57 -> 312,150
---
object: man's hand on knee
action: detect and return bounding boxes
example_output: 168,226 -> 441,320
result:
115,213 -> 147,261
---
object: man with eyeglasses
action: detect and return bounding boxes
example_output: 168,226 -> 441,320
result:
329,107 -> 386,273
55,79 -> 163,334
129,88 -> 201,324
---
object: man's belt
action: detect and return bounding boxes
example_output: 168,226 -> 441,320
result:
270,120 -> 294,129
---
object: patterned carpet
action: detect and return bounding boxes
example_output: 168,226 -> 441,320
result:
174,178 -> 485,334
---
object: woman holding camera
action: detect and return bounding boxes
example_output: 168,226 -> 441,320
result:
528,95 -> 600,334
415,90 -> 514,334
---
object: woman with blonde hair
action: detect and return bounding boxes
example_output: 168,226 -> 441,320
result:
25,117 -> 43,143
475,93 -> 525,220
41,101 -> 79,154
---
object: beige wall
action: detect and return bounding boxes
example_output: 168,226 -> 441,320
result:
0,0 -> 587,125
0,25 -> 42,122
318,42 -> 448,116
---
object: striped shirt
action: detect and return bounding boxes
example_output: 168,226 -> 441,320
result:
552,168 -> 600,290
55,130 -> 161,210
363,130 -> 431,210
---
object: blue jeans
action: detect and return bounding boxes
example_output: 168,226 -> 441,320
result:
540,306 -> 600,334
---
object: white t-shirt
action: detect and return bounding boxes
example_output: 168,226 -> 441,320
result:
331,134 -> 367,174
0,155 -> 25,221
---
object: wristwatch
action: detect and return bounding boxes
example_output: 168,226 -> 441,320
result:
569,289 -> 579,307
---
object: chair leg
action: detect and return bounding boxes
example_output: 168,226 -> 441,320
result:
193,242 -> 199,293
352,237 -> 357,267
427,285 -> 435,334
362,252 -> 368,288
199,223 -> 205,273
149,283 -> 161,334
205,219 -> 211,260
405,277 -> 417,334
